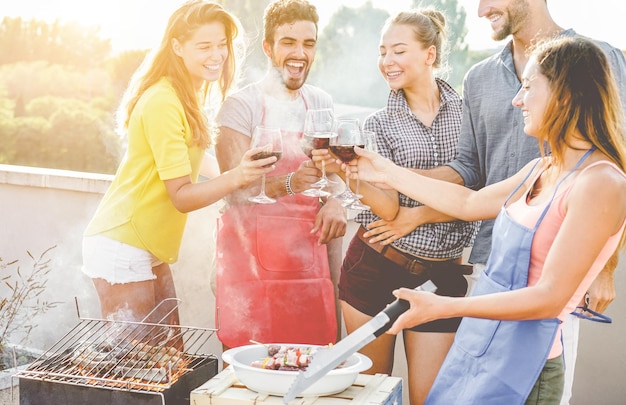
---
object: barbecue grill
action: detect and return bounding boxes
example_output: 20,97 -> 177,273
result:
15,299 -> 218,405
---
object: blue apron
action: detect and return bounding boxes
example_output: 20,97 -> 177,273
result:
426,149 -> 594,405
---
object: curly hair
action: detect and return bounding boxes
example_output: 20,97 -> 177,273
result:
263,0 -> 319,45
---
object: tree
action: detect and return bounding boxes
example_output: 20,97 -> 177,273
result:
313,2 -> 390,107
0,95 -> 122,173
106,49 -> 149,96
0,84 -> 11,118
219,0 -> 272,86
0,17 -> 111,68
47,107 -> 121,173
0,62 -> 114,105
13,94 -> 25,117
3,116 -> 51,167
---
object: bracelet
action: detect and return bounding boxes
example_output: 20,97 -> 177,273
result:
285,172 -> 296,196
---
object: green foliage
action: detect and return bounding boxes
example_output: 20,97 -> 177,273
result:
0,60 -> 122,173
0,62 -> 114,105
0,17 -> 111,68
412,0 -> 471,89
0,97 -> 121,173
0,3 -> 485,174
0,85 -> 11,121
220,0 -> 272,85
0,116 -> 50,165
106,49 -> 149,93
0,246 -> 61,350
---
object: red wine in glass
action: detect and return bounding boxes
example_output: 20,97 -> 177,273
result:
301,109 -> 336,197
248,126 -> 283,204
301,132 -> 335,158
252,151 -> 283,167
330,144 -> 364,163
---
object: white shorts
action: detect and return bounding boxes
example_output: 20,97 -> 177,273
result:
82,235 -> 162,284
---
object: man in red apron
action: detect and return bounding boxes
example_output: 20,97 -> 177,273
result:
213,0 -> 346,349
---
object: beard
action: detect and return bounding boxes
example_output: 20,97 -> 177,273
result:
284,73 -> 308,91
492,0 -> 531,41
269,63 -> 310,91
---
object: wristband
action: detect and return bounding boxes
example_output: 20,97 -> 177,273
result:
285,172 -> 296,196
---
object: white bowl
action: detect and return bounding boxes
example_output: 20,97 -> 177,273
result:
221,344 -> 372,397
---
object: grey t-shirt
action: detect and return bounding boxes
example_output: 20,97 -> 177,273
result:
447,29 -> 626,265
216,82 -> 333,137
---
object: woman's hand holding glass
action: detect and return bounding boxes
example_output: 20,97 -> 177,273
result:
348,146 -> 396,190
235,146 -> 279,189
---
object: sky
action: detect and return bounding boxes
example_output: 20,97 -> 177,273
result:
1,0 -> 625,52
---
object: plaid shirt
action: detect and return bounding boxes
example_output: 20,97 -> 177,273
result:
356,78 -> 478,259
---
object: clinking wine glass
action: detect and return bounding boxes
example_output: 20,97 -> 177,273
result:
330,118 -> 361,206
301,108 -> 336,197
248,126 -> 283,204
347,130 -> 377,211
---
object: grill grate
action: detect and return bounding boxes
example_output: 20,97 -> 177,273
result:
15,299 -> 217,395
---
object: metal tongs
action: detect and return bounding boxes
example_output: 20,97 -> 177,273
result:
284,280 -> 438,402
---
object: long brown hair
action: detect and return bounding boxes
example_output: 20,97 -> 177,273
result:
118,0 -> 241,148
534,36 -> 626,171
535,36 -> 626,249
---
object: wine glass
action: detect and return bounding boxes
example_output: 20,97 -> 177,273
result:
346,129 -> 377,211
330,118 -> 361,206
301,108 -> 336,197
248,126 -> 283,204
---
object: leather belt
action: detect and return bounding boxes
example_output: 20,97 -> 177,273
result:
356,226 -> 472,276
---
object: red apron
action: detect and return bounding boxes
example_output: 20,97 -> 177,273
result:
215,95 -> 337,348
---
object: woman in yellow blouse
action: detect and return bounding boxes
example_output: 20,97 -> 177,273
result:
82,1 -> 275,328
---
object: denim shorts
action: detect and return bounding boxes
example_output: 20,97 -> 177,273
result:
81,235 -> 161,284
338,236 -> 468,333
525,354 -> 565,405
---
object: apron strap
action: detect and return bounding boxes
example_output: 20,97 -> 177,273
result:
532,147 -> 595,230
503,147 -> 596,231
503,158 -> 544,206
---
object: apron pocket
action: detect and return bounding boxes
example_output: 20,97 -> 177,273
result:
455,271 -> 509,357
256,215 -> 316,272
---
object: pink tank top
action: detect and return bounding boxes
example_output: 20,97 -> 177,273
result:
506,160 -> 625,358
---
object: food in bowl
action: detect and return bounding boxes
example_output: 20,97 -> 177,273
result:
250,344 -> 346,371
222,343 -> 372,397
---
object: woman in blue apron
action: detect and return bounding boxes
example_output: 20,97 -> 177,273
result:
345,36 -> 626,404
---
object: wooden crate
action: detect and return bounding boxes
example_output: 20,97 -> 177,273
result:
190,367 -> 402,404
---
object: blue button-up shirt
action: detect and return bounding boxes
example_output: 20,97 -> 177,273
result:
448,29 -> 626,264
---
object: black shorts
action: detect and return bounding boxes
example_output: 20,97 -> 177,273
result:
338,236 -> 468,333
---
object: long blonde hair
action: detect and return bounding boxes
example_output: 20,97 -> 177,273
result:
118,0 -> 241,148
